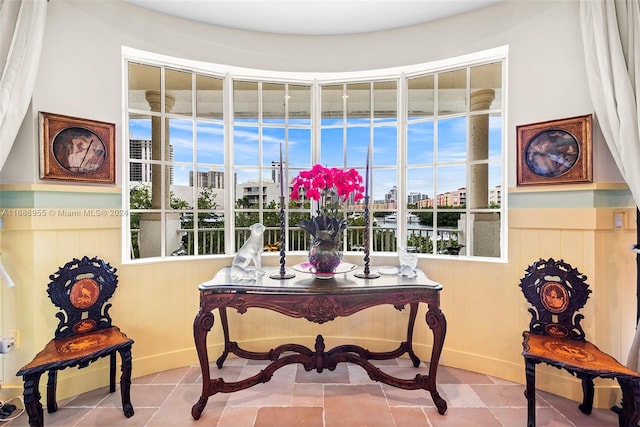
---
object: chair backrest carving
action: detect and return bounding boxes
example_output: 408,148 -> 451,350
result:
47,256 -> 118,339
519,258 -> 591,340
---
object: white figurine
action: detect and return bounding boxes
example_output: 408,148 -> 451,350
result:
398,246 -> 417,278
231,223 -> 265,282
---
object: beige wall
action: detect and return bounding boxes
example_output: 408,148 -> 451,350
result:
1,0 -> 637,410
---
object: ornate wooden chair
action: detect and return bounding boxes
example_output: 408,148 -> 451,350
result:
520,258 -> 640,427
16,256 -> 134,427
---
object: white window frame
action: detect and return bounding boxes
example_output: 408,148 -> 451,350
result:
121,45 -> 508,264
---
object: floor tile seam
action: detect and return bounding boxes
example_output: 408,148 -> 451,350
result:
484,407 -> 505,427
68,404 -> 96,427
420,406 -> 436,427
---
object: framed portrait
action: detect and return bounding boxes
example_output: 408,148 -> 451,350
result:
516,114 -> 592,186
40,112 -> 115,183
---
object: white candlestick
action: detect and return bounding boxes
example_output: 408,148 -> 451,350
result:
365,143 -> 370,200
279,142 -> 284,197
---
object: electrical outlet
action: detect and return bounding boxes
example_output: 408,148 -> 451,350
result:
8,330 -> 19,349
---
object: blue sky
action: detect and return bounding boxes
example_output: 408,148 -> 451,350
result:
129,113 -> 502,202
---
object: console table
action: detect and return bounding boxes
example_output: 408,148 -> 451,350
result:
191,267 -> 448,420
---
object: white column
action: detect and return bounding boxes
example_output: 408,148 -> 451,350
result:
467,89 -> 500,257
139,91 -> 181,258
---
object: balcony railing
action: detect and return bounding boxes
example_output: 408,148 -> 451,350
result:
131,226 -> 463,258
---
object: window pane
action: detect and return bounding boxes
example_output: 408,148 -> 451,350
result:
469,212 -> 501,258
234,125 -> 259,166
373,81 -> 396,123
408,75 -> 434,119
322,84 -> 343,125
263,128 -> 285,167
235,169 -> 261,208
289,84 -> 311,125
195,166 -> 225,194
234,80 -> 258,123
468,162 -> 489,208
289,212 -> 312,251
374,127 -> 397,166
346,127 -> 369,167
438,117 -> 467,162
196,121 -> 224,164
373,169 -> 397,207
436,165 -> 466,205
489,114 -> 502,160
470,62 -> 502,110
408,211 -> 433,254
166,69 -> 192,116
128,63 -> 160,112
407,121 -> 434,165
196,74 -> 223,119
407,167 -> 434,206
136,212 -> 163,258
288,128 -> 311,168
197,212 -> 225,255
129,118 -> 152,184
263,82 -> 285,124
170,165 -> 194,208
169,118 -> 193,163
130,182 -> 152,211
320,128 -> 344,167
347,83 -> 370,124
129,117 -> 152,142
438,69 -> 466,116
436,212 -> 463,255
489,163 -> 502,206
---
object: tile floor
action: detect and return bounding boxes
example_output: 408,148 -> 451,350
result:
1,357 -> 620,426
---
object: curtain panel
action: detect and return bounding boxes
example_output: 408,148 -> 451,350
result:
0,0 -> 47,171
580,0 -> 640,370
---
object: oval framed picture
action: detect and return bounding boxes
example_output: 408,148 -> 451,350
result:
516,114 -> 592,186
40,112 -> 115,183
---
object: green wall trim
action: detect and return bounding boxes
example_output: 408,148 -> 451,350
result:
509,189 -> 635,209
0,191 -> 122,208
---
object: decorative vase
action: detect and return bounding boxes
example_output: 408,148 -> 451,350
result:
299,215 -> 346,279
308,231 -> 343,278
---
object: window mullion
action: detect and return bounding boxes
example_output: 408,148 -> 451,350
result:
224,74 -> 235,254
397,75 -> 408,248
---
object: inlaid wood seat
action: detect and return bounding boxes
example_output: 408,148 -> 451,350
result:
16,256 -> 134,427
520,258 -> 640,427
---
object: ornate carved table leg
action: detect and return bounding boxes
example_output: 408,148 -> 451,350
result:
22,372 -> 44,427
216,307 -> 230,368
119,344 -> 135,418
405,302 -> 421,367
192,310 -> 214,420
425,303 -> 448,415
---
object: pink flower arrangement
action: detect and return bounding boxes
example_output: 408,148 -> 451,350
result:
290,164 -> 365,209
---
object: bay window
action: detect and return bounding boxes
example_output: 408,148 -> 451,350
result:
124,47 -> 506,262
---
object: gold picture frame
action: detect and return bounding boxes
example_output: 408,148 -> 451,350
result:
516,114 -> 592,186
40,112 -> 115,183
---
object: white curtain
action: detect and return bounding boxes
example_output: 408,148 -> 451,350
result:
580,0 -> 640,370
0,0 -> 47,171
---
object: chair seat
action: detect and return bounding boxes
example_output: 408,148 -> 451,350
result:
523,331 -> 640,380
17,326 -> 133,376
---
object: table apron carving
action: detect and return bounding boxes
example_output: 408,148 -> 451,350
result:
191,268 -> 447,420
